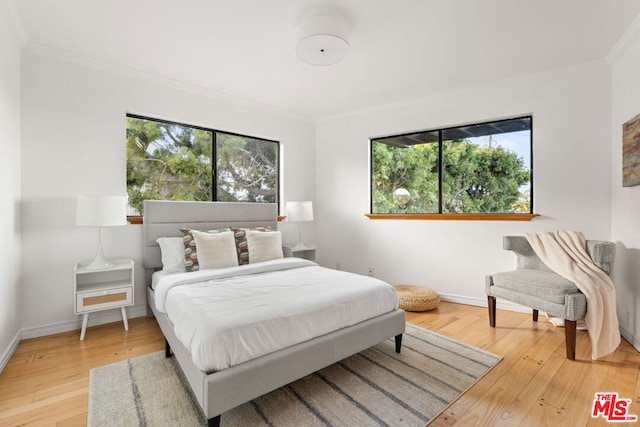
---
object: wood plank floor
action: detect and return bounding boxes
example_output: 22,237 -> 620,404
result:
1,302 -> 638,426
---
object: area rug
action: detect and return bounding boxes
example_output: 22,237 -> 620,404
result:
88,324 -> 501,426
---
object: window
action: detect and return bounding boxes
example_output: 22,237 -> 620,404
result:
126,114 -> 279,215
370,116 -> 532,216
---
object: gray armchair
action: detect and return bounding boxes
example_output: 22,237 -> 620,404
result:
485,235 -> 615,360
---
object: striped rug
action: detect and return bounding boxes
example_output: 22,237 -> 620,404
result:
88,324 -> 501,426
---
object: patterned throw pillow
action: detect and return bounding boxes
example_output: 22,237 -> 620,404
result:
233,227 -> 272,265
179,227 -> 231,272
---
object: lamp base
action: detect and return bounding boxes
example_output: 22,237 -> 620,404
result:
290,242 -> 312,251
82,253 -> 117,270
81,226 -> 117,270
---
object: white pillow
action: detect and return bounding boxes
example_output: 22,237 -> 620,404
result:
192,230 -> 239,269
246,230 -> 283,263
156,237 -> 186,273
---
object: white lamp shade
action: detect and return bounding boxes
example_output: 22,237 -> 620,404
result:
76,195 -> 127,227
287,201 -> 314,222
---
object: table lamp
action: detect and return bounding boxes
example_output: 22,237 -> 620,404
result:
286,201 -> 314,250
76,195 -> 127,269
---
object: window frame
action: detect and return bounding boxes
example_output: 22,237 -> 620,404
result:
126,113 -> 280,219
369,116 -> 536,220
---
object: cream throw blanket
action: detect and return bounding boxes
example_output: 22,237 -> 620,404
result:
525,230 -> 620,360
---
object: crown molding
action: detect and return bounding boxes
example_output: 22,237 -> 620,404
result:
0,0 -> 28,48
606,13 -> 640,64
24,42 -> 314,124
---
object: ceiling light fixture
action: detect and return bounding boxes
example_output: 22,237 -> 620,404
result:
296,15 -> 350,66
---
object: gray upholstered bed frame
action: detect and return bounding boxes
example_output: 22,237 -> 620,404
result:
142,200 -> 406,426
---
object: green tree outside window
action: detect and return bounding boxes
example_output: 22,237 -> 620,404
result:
126,116 -> 279,215
371,117 -> 532,214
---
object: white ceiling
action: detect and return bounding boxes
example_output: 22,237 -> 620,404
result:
11,0 -> 640,119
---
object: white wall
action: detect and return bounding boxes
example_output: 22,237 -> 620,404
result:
19,51 -> 315,337
316,62 -> 612,308
11,20 -> 638,357
0,7 -> 21,369
610,23 -> 640,349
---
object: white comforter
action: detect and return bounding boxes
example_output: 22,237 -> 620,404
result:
153,258 -> 399,373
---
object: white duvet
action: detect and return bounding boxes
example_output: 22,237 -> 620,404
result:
153,258 -> 399,373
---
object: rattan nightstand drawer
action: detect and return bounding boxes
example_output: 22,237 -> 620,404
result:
76,286 -> 133,313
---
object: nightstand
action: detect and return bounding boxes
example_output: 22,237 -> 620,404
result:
283,245 -> 316,261
74,258 -> 134,340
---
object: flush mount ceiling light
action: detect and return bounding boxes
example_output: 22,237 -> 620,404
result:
296,15 -> 350,66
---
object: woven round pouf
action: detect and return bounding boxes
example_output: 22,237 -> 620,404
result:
394,285 -> 440,312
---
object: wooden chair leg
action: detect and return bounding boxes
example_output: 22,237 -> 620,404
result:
565,320 -> 577,360
487,296 -> 496,327
533,309 -> 538,322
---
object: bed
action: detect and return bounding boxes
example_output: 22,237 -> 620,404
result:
142,200 -> 406,426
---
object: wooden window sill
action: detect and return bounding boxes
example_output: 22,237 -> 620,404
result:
127,215 -> 288,224
365,213 -> 540,221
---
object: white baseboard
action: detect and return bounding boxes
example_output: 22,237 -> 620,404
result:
441,293 -> 640,353
0,305 -> 150,373
20,306 -> 149,340
620,324 -> 640,353
0,330 -> 21,374
438,292 -> 532,314
6,297 -> 638,371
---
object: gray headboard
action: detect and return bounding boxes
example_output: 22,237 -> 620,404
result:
142,200 -> 278,273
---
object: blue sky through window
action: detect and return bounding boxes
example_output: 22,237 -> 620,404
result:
467,130 -> 531,194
